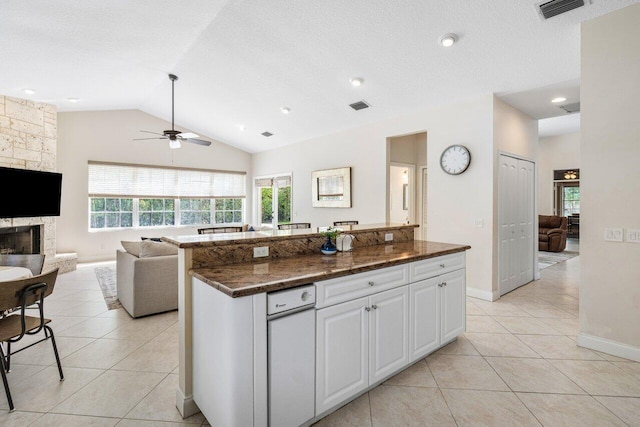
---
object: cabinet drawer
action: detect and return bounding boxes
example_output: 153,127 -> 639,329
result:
316,265 -> 409,308
410,252 -> 465,282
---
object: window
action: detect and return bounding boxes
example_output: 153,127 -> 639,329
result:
562,186 -> 580,216
90,198 -> 133,229
88,162 -> 246,230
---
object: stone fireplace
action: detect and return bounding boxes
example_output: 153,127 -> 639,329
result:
0,225 -> 42,254
0,95 -> 76,273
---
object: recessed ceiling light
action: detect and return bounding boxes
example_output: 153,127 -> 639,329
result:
438,33 -> 458,47
551,97 -> 567,103
350,77 -> 364,87
281,107 -> 291,114
67,98 -> 79,103
24,89 -> 35,95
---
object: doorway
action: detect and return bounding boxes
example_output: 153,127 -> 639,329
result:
389,163 -> 415,224
254,174 -> 292,229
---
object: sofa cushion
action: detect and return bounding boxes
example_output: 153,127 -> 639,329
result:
139,240 -> 179,258
121,241 -> 142,257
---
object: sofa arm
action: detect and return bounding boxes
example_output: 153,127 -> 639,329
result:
546,227 -> 566,235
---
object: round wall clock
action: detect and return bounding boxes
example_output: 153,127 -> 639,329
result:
440,144 -> 471,175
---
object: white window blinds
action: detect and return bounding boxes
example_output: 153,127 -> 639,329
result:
88,162 -> 246,198
255,175 -> 291,188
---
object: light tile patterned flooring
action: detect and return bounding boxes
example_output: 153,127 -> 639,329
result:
1,250 -> 638,426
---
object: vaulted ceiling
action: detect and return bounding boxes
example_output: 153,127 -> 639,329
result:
2,0 -> 638,152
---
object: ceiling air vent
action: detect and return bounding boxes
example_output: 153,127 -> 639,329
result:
537,0 -> 585,20
559,102 -> 580,113
349,100 -> 370,111
261,131 -> 273,137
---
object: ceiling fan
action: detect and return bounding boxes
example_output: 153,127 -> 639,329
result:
135,74 -> 212,149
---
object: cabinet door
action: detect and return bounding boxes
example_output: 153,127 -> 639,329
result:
369,286 -> 409,384
440,269 -> 466,344
316,297 -> 369,415
409,277 -> 440,362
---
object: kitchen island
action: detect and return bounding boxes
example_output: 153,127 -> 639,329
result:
164,224 -> 470,426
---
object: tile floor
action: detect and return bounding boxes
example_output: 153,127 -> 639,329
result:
1,250 -> 638,426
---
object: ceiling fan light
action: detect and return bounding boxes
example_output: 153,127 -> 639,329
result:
169,139 -> 181,149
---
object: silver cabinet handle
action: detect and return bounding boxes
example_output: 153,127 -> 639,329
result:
301,291 -> 310,301
440,264 -> 445,268
368,281 -> 375,286
438,283 -> 443,287
442,282 -> 447,287
365,307 -> 371,312
371,304 -> 378,310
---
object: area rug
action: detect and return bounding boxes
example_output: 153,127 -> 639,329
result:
94,266 -> 122,310
538,251 -> 579,270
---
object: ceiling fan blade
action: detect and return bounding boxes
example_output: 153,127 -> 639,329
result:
178,132 -> 199,139
185,138 -> 212,146
133,137 -> 168,141
139,130 -> 165,136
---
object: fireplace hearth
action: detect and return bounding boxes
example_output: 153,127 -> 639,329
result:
0,225 -> 42,255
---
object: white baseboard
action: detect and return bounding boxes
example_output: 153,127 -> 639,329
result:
578,333 -> 640,362
176,388 -> 200,418
466,286 -> 499,302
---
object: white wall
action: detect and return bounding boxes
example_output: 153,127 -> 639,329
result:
537,132 -> 580,215
580,3 -> 640,358
57,109 -> 252,262
252,95 -> 497,296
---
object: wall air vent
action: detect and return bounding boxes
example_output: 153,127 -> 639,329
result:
559,102 -> 580,113
537,0 -> 585,20
349,100 -> 370,111
261,131 -> 273,137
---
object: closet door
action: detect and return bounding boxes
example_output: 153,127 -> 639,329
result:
499,155 -> 535,296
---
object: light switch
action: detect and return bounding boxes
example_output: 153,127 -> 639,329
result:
604,228 -> 623,242
627,229 -> 640,243
474,218 -> 484,228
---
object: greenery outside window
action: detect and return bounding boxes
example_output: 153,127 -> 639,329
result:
215,198 -> 243,224
139,198 -> 175,227
180,198 -> 212,225
90,198 -> 133,229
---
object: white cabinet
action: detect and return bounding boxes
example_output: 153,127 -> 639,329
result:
316,297 -> 369,414
369,287 -> 409,384
315,252 -> 466,417
316,286 -> 408,415
409,269 -> 466,362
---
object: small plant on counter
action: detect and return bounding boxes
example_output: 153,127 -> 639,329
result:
320,226 -> 342,241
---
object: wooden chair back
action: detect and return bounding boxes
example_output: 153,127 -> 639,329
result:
0,254 -> 45,276
277,223 -> 311,230
0,268 -> 58,313
197,226 -> 244,234
333,221 -> 359,226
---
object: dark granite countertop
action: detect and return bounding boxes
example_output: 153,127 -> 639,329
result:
190,240 -> 471,298
163,222 -> 417,248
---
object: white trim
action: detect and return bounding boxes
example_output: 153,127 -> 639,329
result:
578,333 -> 640,363
466,286 -> 499,302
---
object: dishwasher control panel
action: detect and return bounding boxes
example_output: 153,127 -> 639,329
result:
267,284 -> 316,316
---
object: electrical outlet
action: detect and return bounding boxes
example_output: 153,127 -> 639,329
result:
604,228 -> 623,242
385,233 -> 394,242
627,229 -> 640,243
253,246 -> 269,257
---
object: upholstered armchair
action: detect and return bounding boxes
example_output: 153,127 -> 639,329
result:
539,215 -> 568,252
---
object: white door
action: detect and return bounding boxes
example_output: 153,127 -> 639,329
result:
440,269 -> 466,344
369,287 -> 409,384
316,297 -> 369,415
517,160 -> 535,286
409,277 -> 440,362
499,154 -> 535,296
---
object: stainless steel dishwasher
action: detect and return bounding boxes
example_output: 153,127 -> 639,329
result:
267,284 -> 316,427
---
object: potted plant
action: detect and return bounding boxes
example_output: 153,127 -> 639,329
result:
320,226 -> 341,255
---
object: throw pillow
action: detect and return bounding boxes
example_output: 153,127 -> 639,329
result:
139,240 -> 179,258
121,241 -> 142,257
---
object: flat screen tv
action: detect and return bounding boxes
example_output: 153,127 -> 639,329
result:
0,166 -> 62,218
